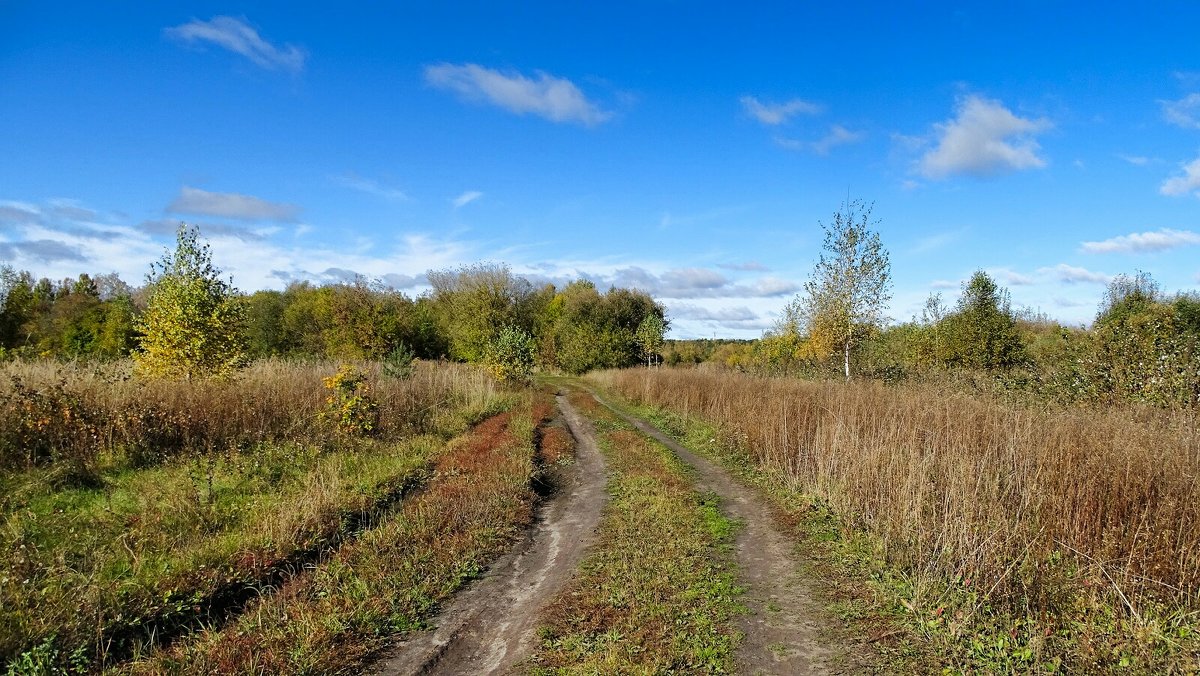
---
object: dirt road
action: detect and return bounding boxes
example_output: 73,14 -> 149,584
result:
376,387 -> 856,675
373,393 -> 608,675
594,393 -> 855,676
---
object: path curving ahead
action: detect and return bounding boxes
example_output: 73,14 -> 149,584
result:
373,393 -> 608,676
593,392 -> 855,676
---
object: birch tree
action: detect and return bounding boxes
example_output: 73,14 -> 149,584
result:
135,224 -> 247,379
801,199 -> 891,381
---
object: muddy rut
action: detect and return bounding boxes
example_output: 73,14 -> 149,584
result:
595,392 -> 856,676
373,394 -> 608,676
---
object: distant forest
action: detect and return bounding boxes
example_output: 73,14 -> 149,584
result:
0,262 -> 667,376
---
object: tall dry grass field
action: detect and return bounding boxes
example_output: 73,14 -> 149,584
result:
0,358 -> 498,473
592,368 -> 1200,665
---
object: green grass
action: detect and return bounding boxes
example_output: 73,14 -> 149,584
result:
121,397 -> 545,674
1,389 -> 517,672
2,437 -> 435,668
529,389 -> 743,674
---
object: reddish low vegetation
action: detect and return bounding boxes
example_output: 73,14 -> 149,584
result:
127,400 -> 546,673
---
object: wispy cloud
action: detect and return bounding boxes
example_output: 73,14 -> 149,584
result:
1081,228 -> 1200,254
775,124 -> 865,155
918,95 -> 1052,179
716,261 -> 769,272
1160,92 -> 1200,129
0,239 -> 86,263
1038,263 -> 1111,285
168,186 -> 300,221
452,190 -> 484,209
990,267 -> 1036,286
1160,156 -> 1200,197
424,63 -> 611,126
0,202 -> 42,226
1117,154 -> 1152,166
812,124 -> 865,155
165,16 -> 306,73
138,218 -> 271,242
333,175 -> 408,201
740,96 -> 822,125
0,197 -> 473,294
670,303 -> 759,322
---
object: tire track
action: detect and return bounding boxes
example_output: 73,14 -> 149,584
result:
373,393 -> 607,675
593,391 -> 860,676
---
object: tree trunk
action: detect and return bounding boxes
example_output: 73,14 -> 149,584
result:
843,340 -> 851,382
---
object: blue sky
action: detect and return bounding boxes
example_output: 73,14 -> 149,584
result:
2,2 -> 1199,338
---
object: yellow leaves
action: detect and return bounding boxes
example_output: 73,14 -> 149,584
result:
134,224 -> 247,381
319,364 -> 378,436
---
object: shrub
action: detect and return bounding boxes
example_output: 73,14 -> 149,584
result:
485,325 -> 536,382
382,342 -> 417,380
320,364 -> 379,436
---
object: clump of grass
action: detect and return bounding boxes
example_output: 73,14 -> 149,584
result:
127,400 -> 544,673
591,368 -> 1200,671
530,390 -> 742,673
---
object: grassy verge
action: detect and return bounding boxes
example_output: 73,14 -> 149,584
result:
115,391 -> 556,674
591,369 -> 1200,674
0,361 -> 510,672
528,389 -> 742,674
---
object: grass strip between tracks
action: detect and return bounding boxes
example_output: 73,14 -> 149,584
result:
528,389 -> 743,674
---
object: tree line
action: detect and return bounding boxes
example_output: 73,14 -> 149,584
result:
0,225 -> 668,377
663,199 -> 1199,409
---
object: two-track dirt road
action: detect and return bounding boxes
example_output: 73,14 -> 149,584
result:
376,387 -> 856,675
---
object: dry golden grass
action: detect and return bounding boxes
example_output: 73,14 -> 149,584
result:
591,369 -> 1200,647
0,358 -> 499,472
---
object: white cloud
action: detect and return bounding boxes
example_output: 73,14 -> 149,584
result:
333,175 -> 408,201
930,279 -> 959,290
0,198 -> 478,294
990,267 -> 1035,286
740,96 -> 822,125
918,95 -> 1052,178
775,124 -> 865,155
165,16 -> 306,73
1160,93 -> 1200,129
716,261 -> 769,272
1053,297 -> 1088,308
660,267 -> 727,291
1038,263 -> 1111,285
812,124 -> 865,155
424,63 -> 611,126
0,239 -> 86,263
670,303 -> 759,322
1081,228 -> 1200,254
1117,154 -> 1151,166
453,191 -> 484,209
1160,157 -> 1200,197
139,218 -> 270,242
0,202 -> 41,225
168,186 -> 300,221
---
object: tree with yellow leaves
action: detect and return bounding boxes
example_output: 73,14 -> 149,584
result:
798,199 -> 891,381
134,224 -> 247,379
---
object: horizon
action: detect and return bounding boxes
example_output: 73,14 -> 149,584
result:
3,3 -> 1199,338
